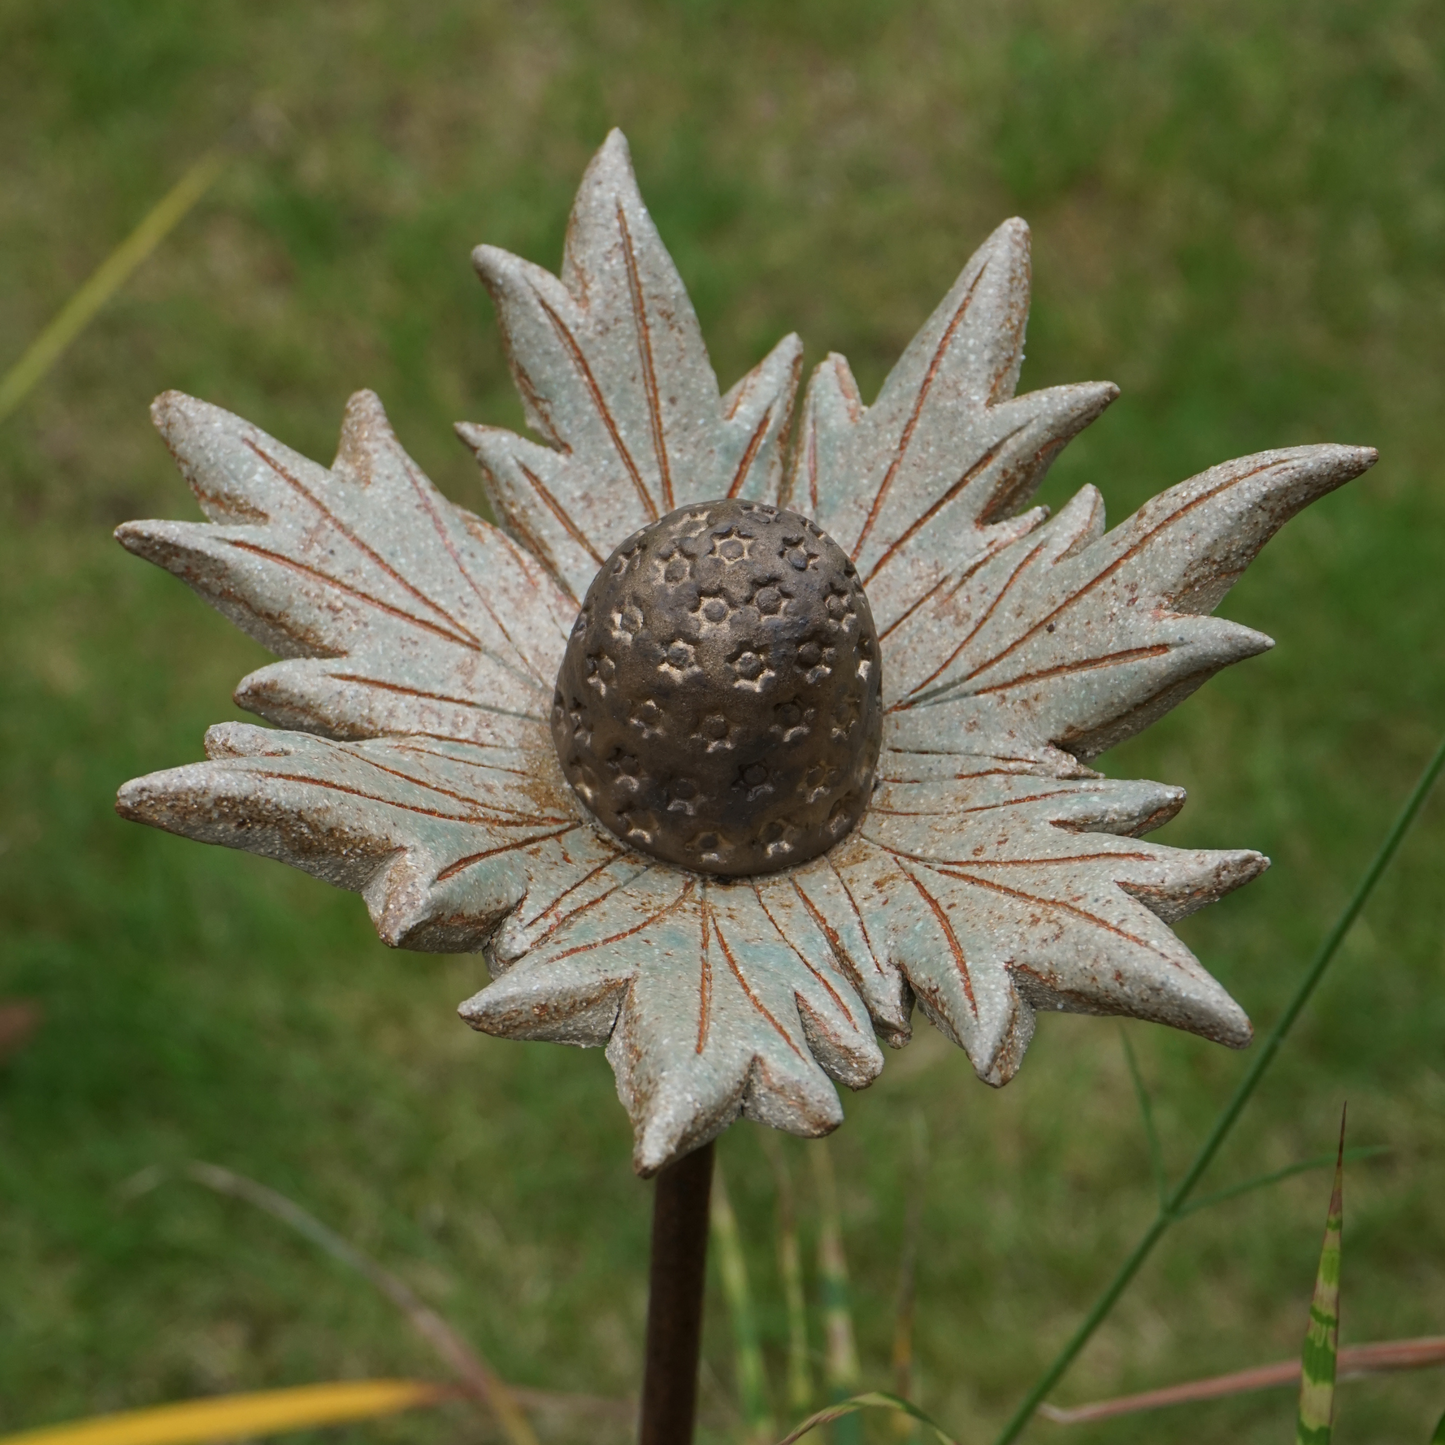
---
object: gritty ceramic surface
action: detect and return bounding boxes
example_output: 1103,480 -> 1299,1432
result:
117,130 -> 1375,1175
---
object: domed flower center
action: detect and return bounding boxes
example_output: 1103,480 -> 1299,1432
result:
551,499 -> 883,877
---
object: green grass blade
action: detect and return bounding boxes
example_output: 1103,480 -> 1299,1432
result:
765,1138 -> 814,1417
1296,1113 -> 1346,1445
995,733 -> 1445,1445
0,151 -> 225,425
712,1162 -> 775,1444
1120,1027 -> 1168,1207
1430,1409 -> 1445,1443
1179,1146 -> 1387,1218
774,1392 -> 958,1445
811,1140 -> 862,1444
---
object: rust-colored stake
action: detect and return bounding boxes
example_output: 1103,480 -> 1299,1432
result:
639,1141 -> 715,1445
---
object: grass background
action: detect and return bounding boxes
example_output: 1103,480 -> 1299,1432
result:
2,1 -> 1443,1441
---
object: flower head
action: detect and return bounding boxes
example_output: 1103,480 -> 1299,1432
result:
117,131 -> 1375,1174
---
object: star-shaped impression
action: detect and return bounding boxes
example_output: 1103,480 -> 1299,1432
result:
117,131 -> 1374,1175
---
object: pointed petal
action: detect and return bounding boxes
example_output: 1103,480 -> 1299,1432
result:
461,873 -> 881,1175
781,221 -> 1122,679
716,332 -> 805,506
833,746 -> 1262,1078
788,218 -> 1038,560
465,130 -> 803,598
120,391 -> 573,745
826,833 -> 1031,1080
756,854 -> 914,1045
116,725 -> 615,953
455,424 -> 607,606
888,444 -> 1377,759
858,381 -> 1117,635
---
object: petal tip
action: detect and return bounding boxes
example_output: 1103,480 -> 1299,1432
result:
113,519 -> 150,553
149,389 -> 190,435
1221,848 -> 1271,892
995,215 -> 1031,248
1335,443 -> 1379,476
115,772 -> 167,825
1215,1005 -> 1254,1050
114,779 -> 143,821
633,1120 -> 689,1178
341,387 -> 387,428
599,127 -> 631,162
470,243 -> 514,285
456,987 -> 491,1028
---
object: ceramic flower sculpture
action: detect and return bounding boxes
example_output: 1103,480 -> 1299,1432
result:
116,131 -> 1375,1178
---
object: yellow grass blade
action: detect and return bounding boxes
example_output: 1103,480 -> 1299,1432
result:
0,149 -> 224,424
774,1392 -> 958,1445
0,1380 -> 451,1445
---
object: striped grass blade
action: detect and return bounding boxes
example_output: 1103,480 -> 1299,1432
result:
1296,1111 -> 1346,1445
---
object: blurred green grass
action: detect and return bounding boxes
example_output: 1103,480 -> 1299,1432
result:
2,2 -> 1443,1442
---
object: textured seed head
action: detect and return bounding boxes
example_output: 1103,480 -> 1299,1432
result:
552,499 -> 884,876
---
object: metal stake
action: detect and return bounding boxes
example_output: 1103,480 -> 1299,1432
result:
639,1140 -> 715,1445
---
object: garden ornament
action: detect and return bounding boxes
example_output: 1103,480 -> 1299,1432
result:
115,129 -> 1373,1441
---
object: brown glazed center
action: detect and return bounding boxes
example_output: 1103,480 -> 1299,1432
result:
550,499 -> 884,877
